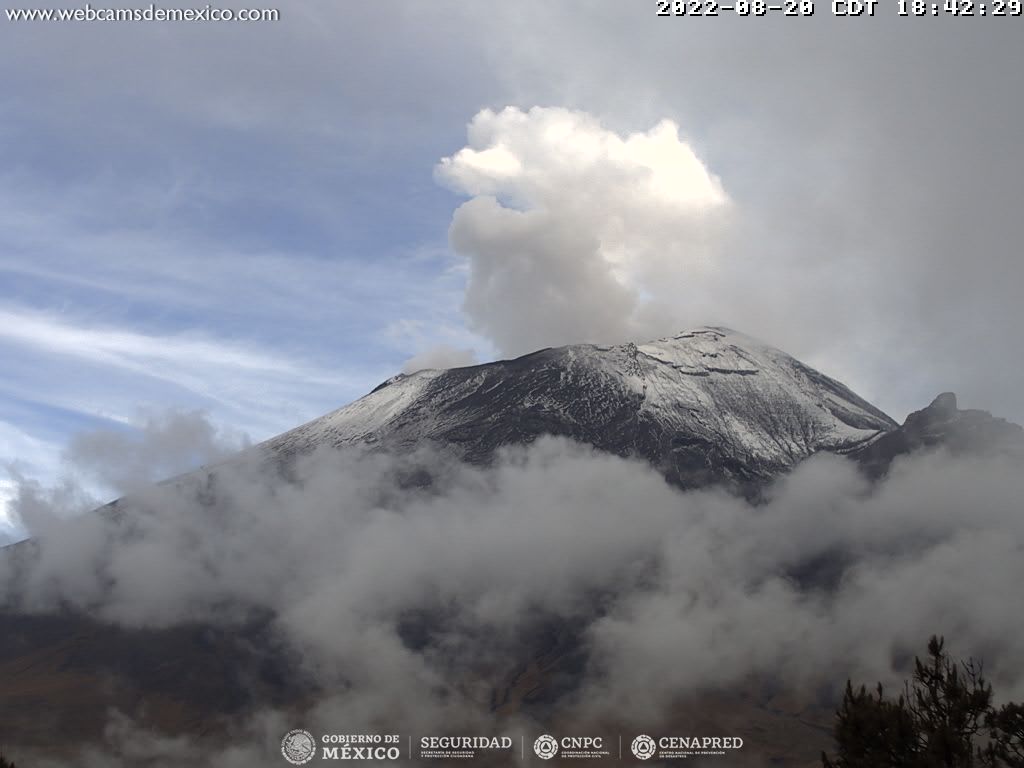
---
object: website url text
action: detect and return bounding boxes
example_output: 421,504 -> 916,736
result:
5,4 -> 280,22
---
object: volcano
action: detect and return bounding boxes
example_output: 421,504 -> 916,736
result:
1,327 -> 1021,766
266,327 -> 895,491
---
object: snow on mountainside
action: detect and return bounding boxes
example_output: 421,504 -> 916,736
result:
265,327 -> 897,489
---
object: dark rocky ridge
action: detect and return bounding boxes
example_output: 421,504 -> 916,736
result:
851,391 -> 1024,477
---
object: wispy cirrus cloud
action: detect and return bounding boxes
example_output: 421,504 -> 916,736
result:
0,307 -> 312,381
0,304 -> 363,434
0,162 -> 485,497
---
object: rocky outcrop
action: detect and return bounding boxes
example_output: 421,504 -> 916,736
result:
850,392 -> 1024,477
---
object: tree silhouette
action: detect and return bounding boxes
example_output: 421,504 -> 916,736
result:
823,636 -> 1023,768
822,680 -> 920,767
982,702 -> 1024,767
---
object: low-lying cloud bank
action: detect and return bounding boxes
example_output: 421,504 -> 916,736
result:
2,413 -> 1023,764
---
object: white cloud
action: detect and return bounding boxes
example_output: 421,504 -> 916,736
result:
0,478 -> 18,539
64,409 -> 249,496
5,435 -> 1024,756
0,420 -> 63,534
436,107 -> 731,357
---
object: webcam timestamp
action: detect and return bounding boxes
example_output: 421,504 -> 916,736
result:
657,0 -> 1022,11
656,0 -> 814,14
897,0 -> 1021,13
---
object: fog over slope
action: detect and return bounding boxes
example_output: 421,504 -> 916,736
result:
3,402 -> 1023,765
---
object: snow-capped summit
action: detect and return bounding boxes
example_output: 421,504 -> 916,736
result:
265,327 -> 897,489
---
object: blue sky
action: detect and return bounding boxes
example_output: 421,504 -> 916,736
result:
0,5 -> 502,518
2,3 -> 1024,531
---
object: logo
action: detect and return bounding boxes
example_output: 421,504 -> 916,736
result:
319,734 -> 401,760
418,736 -> 514,760
631,734 -> 657,761
281,729 -> 317,765
534,734 -> 559,760
631,735 -> 744,760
